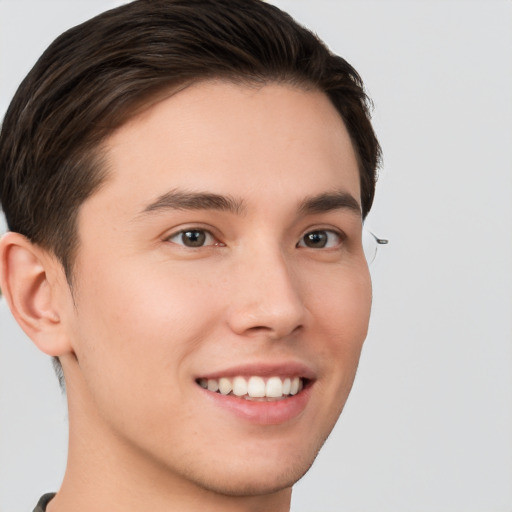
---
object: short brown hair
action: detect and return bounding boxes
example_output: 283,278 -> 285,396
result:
0,0 -> 381,282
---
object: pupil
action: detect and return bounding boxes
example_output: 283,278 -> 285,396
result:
183,230 -> 206,247
305,231 -> 327,248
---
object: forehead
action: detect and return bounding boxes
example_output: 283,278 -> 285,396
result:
89,81 -> 361,217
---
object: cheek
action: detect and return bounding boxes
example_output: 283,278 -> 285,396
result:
312,262 -> 372,335
294,264 -> 372,443
69,259 -> 222,404
75,254 -> 220,337
307,263 -> 372,376
67,268 -> 223,446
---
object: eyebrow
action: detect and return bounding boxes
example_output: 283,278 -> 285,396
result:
137,189 -> 361,218
138,189 -> 246,216
298,191 -> 361,217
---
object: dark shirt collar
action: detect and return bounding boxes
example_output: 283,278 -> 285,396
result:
33,493 -> 56,512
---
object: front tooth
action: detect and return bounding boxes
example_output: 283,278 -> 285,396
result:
207,379 -> 219,392
282,378 -> 291,395
233,376 -> 248,396
290,377 -> 300,395
266,376 -> 283,398
218,377 -> 232,395
247,376 -> 266,397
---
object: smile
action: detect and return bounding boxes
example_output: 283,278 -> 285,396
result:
197,376 -> 305,400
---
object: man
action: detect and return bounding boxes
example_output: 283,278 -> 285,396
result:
0,0 -> 382,510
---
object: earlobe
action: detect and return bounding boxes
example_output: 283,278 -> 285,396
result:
0,232 -> 72,356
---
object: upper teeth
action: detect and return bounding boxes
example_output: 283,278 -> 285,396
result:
198,376 -> 303,398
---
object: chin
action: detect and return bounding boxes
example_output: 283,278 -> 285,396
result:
196,466 -> 309,498
186,442 -> 322,498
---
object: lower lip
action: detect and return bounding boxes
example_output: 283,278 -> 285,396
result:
199,384 -> 313,425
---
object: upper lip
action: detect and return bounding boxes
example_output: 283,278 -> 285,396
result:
195,361 -> 316,381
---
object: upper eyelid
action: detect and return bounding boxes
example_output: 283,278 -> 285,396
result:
165,224 -> 217,238
301,226 -> 346,239
166,227 -> 219,245
297,228 -> 344,245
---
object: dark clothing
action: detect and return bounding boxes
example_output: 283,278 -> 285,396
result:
33,493 -> 56,512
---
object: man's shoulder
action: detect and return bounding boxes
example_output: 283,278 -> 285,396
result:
33,493 -> 56,512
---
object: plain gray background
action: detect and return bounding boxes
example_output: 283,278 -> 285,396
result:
1,1 -> 511,511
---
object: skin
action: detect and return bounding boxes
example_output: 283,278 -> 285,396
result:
0,81 -> 372,512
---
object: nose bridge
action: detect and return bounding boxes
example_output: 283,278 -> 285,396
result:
227,243 -> 306,339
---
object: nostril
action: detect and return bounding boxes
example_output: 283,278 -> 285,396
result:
246,324 -> 303,339
247,325 -> 271,333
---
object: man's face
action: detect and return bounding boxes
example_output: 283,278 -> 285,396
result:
64,81 -> 372,496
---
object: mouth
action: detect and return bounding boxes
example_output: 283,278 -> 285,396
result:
194,363 -> 315,425
196,375 -> 309,401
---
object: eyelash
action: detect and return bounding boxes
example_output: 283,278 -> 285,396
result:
167,227 -> 344,250
167,228 -> 223,248
296,229 -> 343,249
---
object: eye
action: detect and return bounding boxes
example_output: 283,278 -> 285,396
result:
167,229 -> 219,248
297,229 -> 343,249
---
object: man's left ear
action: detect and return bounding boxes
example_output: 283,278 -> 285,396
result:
0,231 -> 74,357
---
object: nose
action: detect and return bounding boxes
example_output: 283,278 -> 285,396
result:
226,247 -> 307,340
